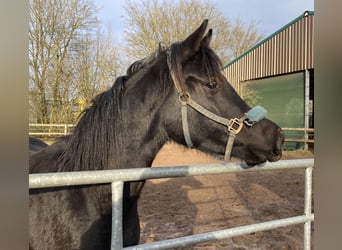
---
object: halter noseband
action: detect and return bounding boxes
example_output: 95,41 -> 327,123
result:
167,49 -> 267,161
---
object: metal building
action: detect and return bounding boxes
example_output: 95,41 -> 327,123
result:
224,11 -> 314,149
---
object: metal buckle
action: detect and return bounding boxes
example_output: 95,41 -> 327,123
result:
227,118 -> 243,134
243,119 -> 256,127
178,92 -> 190,104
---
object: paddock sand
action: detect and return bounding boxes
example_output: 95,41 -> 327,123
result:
138,142 -> 314,249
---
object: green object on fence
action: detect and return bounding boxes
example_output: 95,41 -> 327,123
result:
245,72 -> 305,150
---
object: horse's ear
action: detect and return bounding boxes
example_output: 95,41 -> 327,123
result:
181,19 -> 208,58
201,29 -> 213,47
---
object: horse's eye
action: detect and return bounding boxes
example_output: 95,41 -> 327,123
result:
203,81 -> 218,90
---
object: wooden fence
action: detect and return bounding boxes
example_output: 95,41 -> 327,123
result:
282,127 -> 314,143
29,124 -> 314,145
29,124 -> 75,137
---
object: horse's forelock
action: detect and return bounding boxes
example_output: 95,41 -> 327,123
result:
200,46 -> 224,79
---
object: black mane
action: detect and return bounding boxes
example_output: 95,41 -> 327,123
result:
58,47 -> 168,172
59,76 -> 126,171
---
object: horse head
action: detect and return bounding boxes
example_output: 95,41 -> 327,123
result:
164,19 -> 284,166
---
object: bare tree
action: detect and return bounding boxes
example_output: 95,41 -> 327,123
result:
227,18 -> 263,59
29,0 -> 99,123
240,85 -> 262,107
122,0 -> 263,64
29,0 -> 264,124
72,27 -> 124,118
29,0 -> 123,124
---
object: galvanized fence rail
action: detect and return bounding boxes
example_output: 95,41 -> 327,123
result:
29,159 -> 314,250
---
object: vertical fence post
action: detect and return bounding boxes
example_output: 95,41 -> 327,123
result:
304,69 -> 310,150
111,181 -> 124,250
303,167 -> 313,250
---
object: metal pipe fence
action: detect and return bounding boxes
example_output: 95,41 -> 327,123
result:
29,158 -> 314,250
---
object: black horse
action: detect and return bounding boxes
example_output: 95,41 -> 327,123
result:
29,20 -> 284,249
29,136 -> 48,155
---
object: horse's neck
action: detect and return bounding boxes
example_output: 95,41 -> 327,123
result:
117,133 -> 166,169
117,95 -> 168,169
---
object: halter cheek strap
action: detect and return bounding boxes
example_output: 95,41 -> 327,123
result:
180,94 -> 268,161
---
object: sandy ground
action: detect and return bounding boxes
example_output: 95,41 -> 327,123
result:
138,142 -> 314,249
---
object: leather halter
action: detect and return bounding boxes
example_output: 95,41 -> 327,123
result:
166,48 -> 260,161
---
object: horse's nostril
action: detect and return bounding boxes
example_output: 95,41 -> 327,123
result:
272,147 -> 281,156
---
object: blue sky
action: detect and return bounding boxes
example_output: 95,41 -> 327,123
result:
94,0 -> 314,44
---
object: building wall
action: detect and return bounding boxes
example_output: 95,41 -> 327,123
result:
224,11 -> 314,92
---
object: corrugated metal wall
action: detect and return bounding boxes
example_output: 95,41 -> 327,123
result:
224,11 -> 314,91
